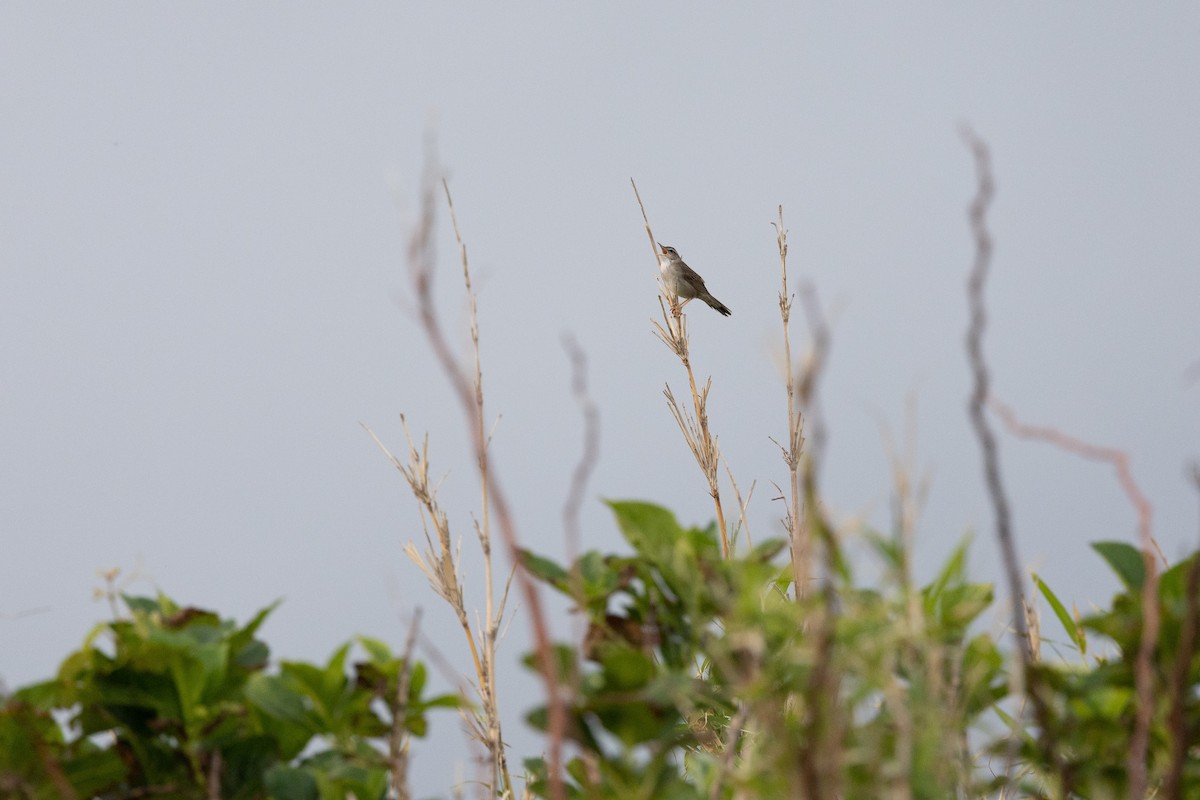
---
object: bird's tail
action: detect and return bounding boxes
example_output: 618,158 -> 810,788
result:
703,293 -> 732,316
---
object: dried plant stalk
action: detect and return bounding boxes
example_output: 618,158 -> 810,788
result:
1164,464 -> 1200,798
371,165 -> 567,798
772,207 -> 811,599
633,178 -> 731,557
387,610 -> 423,800
988,397 -> 1162,795
961,128 -> 1064,794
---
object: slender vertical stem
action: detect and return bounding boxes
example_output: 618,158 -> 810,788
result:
774,207 -> 810,599
633,178 -> 730,558
962,128 -> 1064,793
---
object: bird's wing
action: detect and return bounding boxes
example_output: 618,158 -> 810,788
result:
679,262 -> 708,289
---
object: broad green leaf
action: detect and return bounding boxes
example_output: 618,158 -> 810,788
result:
245,673 -> 320,732
61,748 -> 129,796
265,764 -> 319,800
355,636 -> 392,665
408,660 -> 426,697
1159,553 -> 1199,602
121,594 -> 162,615
522,548 -> 570,584
605,500 -> 684,563
599,648 -> 656,690
1092,541 -> 1145,589
9,679 -> 61,711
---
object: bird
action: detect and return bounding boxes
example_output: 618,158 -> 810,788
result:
656,243 -> 732,316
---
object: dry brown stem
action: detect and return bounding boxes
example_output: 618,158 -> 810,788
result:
961,127 -> 1066,794
988,397 -> 1163,795
725,465 -> 755,552
382,166 -> 565,798
1163,464 -> 1200,799
387,609 -> 423,800
633,178 -> 731,557
772,207 -> 811,600
988,399 -> 1164,565
561,335 -> 600,567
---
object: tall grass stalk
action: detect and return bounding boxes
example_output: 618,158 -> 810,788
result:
771,208 -> 812,598
631,178 -> 732,558
371,170 -> 567,799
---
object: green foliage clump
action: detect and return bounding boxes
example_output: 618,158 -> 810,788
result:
3,511 -> 1198,798
520,502 -> 1200,800
0,594 -> 457,800
521,500 -> 1003,799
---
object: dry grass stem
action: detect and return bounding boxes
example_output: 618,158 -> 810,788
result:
364,421 -> 480,668
380,167 -> 569,798
633,178 -> 731,557
724,465 -> 755,551
877,396 -> 933,636
772,207 -> 811,599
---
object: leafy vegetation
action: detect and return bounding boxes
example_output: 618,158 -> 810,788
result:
4,150 -> 1197,798
4,514 -> 1197,798
0,594 -> 457,799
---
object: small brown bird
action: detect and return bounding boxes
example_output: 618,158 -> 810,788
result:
656,243 -> 732,316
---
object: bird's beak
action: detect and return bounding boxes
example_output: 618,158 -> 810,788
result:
657,242 -> 666,253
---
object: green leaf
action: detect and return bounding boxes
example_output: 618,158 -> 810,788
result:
605,500 -> 685,563
245,673 -> 320,732
265,764 -> 319,800
598,648 -> 656,691
925,538 -> 969,606
1159,553 -> 1199,602
522,548 -> 570,584
61,748 -> 128,796
121,594 -> 163,615
9,679 -> 62,711
1033,573 -> 1085,654
355,636 -> 393,665
1092,541 -> 1145,589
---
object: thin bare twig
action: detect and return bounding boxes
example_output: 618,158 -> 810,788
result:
561,335 -> 601,567
388,610 -> 423,800
560,334 -> 600,751
986,397 -> 1162,793
961,128 -> 1064,794
988,399 -> 1163,565
1163,463 -> 1200,799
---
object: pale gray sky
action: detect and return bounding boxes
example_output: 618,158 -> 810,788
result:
3,5 -> 1199,794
